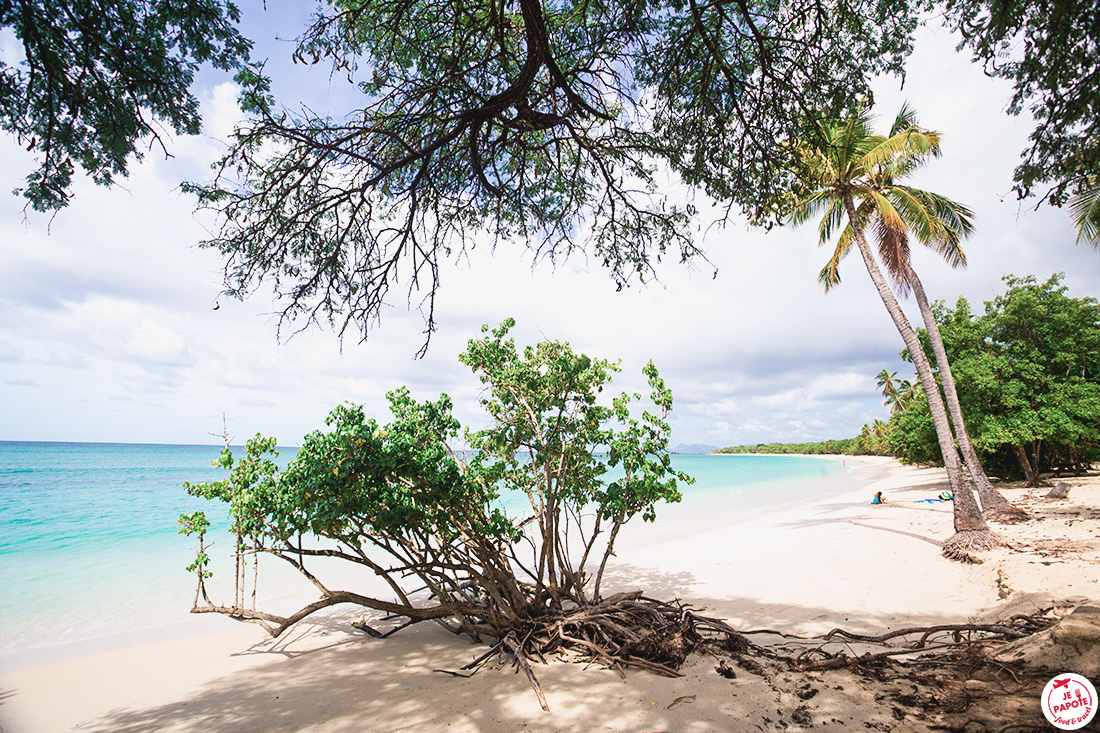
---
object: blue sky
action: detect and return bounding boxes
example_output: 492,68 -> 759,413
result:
1,7 -> 1097,447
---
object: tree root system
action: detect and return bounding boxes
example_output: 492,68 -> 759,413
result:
942,529 -> 1003,562
429,592 -> 726,710
696,604 -> 1096,731
410,591 -> 1095,728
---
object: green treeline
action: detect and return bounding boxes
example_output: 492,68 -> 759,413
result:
884,274 -> 1100,483
717,275 -> 1100,478
713,435 -> 885,456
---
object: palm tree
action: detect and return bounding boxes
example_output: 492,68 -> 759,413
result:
817,106 -> 1023,521
904,265 -> 1025,521
875,368 -> 912,415
782,104 -> 997,557
876,369 -> 899,401
894,378 -> 913,413
1069,176 -> 1099,247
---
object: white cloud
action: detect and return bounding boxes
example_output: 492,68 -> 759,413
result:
0,340 -> 23,363
122,318 -> 193,366
0,14 -> 1096,447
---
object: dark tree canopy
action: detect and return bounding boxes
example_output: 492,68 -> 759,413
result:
0,0 -> 251,211
4,0 -> 1095,347
188,0 -> 919,348
937,0 -> 1100,206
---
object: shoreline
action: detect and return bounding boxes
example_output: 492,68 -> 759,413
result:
0,453 -> 872,672
2,457 -> 1097,731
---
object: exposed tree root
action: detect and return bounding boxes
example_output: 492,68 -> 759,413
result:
430,592 -> 741,699
714,609 -> 1088,731
942,529 -> 1002,561
417,590 -> 1073,721
737,615 -> 1055,673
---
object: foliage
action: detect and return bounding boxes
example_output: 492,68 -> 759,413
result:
185,0 -> 919,346
714,431 -> 888,456
0,0 -> 252,211
884,275 -> 1100,478
183,0 -> 1093,347
936,0 -> 1100,207
778,102 -> 973,296
179,321 -> 692,661
1069,176 -> 1100,246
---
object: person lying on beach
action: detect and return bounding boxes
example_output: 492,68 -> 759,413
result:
913,491 -> 955,504
871,491 -> 886,505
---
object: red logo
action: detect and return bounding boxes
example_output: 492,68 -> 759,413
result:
1042,673 -> 1097,730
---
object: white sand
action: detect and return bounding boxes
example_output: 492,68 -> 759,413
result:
2,457 -> 1097,732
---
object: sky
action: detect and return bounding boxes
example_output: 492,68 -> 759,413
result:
1,8 -> 1097,449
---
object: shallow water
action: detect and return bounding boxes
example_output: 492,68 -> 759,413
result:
0,442 -> 871,666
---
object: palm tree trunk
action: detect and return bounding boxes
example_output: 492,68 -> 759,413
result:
842,196 -> 995,556
904,265 -> 1026,522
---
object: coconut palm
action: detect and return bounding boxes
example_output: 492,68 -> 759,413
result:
1069,177 -> 1100,247
782,104 -> 997,557
876,369 -> 898,400
875,368 -> 913,415
816,106 -> 1022,522
894,378 -> 913,413
814,107 -> 1021,520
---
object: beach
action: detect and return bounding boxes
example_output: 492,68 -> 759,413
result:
2,456 -> 1098,732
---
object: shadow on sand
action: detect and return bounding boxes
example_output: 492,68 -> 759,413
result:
70,578 -> 981,732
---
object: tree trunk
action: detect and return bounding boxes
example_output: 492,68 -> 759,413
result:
841,196 -> 994,556
905,266 -> 1025,522
1012,444 -> 1043,487
1069,443 -> 1083,475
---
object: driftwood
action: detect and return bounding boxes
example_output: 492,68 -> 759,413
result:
1045,481 -> 1071,499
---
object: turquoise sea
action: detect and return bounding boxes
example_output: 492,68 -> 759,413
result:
0,441 -> 875,668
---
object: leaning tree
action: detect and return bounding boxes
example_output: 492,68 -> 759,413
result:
777,105 -> 1000,556
808,104 -> 1023,522
179,321 -> 726,706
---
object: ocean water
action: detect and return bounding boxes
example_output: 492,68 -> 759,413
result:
0,441 -> 873,667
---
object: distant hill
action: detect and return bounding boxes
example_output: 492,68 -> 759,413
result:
671,443 -> 720,454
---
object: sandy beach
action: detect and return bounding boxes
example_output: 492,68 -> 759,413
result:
2,456 -> 1098,732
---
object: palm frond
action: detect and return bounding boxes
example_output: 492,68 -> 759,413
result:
873,213 -> 912,297
786,188 -> 837,228
789,104 -> 974,299
889,101 -> 919,136
859,127 -> 941,174
833,109 -> 876,176
898,187 -> 973,268
1069,179 -> 1100,247
818,224 -> 854,292
868,189 -> 907,234
816,197 -> 846,244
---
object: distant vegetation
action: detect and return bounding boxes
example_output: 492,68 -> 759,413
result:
714,433 -> 887,457
720,275 -> 1100,478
